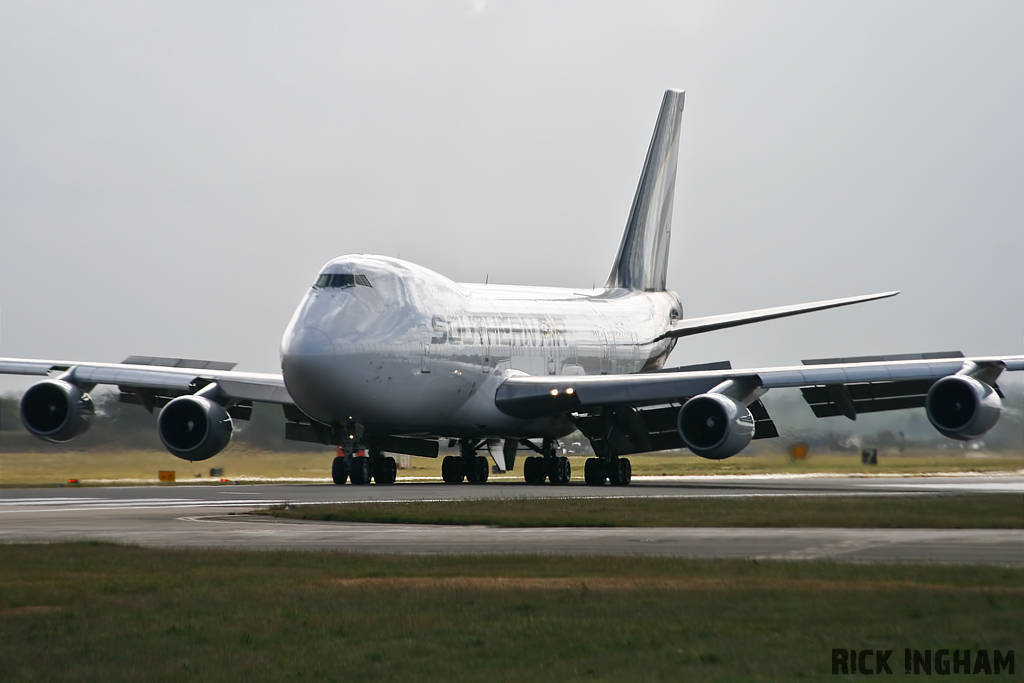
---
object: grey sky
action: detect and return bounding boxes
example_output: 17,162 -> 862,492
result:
2,1 -> 1022,393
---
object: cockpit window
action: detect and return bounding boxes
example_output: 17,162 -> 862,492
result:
314,273 -> 372,289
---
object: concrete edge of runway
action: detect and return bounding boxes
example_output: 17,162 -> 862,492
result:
6,468 -> 1024,489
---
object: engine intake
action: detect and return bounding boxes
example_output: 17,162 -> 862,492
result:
20,380 -> 95,443
925,375 -> 1001,440
158,395 -> 233,461
677,393 -> 755,460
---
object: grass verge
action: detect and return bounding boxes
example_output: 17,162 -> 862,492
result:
1,450 -> 1020,487
265,494 -> 1024,529
1,543 -> 1021,682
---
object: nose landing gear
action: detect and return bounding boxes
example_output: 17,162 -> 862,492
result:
331,454 -> 349,485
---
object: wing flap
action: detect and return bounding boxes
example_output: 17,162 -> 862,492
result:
121,356 -> 237,371
216,379 -> 292,404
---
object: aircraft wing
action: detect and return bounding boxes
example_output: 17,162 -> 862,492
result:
495,354 -> 1024,419
496,352 -> 1023,457
0,356 -> 292,407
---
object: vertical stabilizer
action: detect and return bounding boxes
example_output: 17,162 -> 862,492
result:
604,89 -> 685,291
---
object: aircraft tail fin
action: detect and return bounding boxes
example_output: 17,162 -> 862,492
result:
605,89 -> 685,291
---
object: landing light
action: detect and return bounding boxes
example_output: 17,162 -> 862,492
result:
565,387 -> 575,395
550,389 -> 559,396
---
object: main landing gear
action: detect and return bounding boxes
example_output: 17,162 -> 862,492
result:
522,438 -> 571,485
332,446 -> 397,485
583,456 -> 631,486
441,439 -> 490,484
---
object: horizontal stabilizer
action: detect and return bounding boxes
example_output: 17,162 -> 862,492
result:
655,291 -> 899,340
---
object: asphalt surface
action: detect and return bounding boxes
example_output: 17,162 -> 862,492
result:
2,476 -> 1022,564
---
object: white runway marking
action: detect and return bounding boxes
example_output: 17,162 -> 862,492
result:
0,497 -> 287,512
865,481 -> 1024,493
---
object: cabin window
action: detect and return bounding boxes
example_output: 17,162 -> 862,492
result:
314,273 -> 372,288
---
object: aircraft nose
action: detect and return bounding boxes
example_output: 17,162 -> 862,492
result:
283,326 -> 334,359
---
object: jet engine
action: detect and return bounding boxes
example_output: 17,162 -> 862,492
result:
677,392 -> 755,460
157,395 -> 233,461
20,379 -> 95,443
925,375 -> 1001,440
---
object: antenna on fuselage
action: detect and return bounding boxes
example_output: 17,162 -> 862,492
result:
485,274 -> 489,285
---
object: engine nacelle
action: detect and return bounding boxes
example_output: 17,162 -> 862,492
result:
925,375 -> 1001,441
20,379 -> 95,443
157,395 -> 233,461
677,393 -> 755,460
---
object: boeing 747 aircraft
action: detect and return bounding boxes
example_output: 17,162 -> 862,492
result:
3,90 -> 1021,486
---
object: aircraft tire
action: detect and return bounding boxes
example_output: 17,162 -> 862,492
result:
350,457 -> 372,485
442,456 -> 464,484
583,458 -> 605,486
373,456 -> 397,485
470,455 -> 489,484
607,457 -> 629,486
608,457 -> 632,486
554,456 -> 571,485
544,457 -> 558,483
523,456 -> 544,484
331,457 -> 349,485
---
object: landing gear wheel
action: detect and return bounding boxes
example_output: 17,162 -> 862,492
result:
550,456 -> 571,485
442,455 -> 464,484
468,455 -> 489,484
373,456 -> 397,485
350,456 -> 372,485
523,456 -> 545,484
608,457 -> 632,486
583,458 -> 605,486
331,457 -> 349,485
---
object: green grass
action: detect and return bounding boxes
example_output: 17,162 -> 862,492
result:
1,544 -> 1021,682
1,449 -> 1020,487
266,494 -> 1024,529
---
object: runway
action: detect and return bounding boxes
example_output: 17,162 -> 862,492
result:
1,476 -> 1021,564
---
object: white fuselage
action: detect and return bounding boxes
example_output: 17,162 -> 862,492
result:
280,255 -> 680,439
